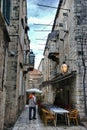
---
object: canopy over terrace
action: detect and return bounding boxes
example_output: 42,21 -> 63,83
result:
42,71 -> 76,86
40,71 -> 77,108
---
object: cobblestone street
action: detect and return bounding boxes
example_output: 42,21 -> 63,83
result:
12,106 -> 87,130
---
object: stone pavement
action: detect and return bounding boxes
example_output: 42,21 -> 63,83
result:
12,105 -> 87,130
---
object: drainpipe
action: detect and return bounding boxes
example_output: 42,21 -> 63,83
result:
2,53 -> 5,90
80,32 -> 87,116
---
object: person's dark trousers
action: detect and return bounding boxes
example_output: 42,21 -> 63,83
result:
29,106 -> 36,120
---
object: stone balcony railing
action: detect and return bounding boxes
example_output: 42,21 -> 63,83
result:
48,47 -> 59,63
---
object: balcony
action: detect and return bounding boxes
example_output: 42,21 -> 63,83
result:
23,50 -> 35,72
48,52 -> 59,62
23,61 -> 34,72
48,30 -> 59,41
48,47 -> 59,63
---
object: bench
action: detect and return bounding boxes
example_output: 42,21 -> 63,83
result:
41,108 -> 56,126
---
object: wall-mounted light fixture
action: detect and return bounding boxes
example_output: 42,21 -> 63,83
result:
29,50 -> 35,65
61,61 -> 68,74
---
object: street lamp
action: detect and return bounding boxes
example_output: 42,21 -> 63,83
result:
61,61 -> 68,74
29,50 -> 35,71
23,49 -> 35,74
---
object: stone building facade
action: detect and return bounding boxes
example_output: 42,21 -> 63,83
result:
41,0 -> 87,121
26,69 -> 43,104
0,9 -> 10,130
27,69 -> 43,90
0,0 -> 30,129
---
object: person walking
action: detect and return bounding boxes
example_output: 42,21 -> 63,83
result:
29,92 -> 37,120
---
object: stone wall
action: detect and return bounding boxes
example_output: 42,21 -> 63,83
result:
0,0 -> 28,129
74,0 -> 87,119
0,13 -> 9,130
0,92 -> 4,130
42,0 -> 87,120
3,0 -> 20,128
58,0 -> 87,119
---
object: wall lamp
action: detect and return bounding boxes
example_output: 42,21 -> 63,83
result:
61,61 -> 68,74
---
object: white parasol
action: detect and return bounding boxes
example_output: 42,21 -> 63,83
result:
26,88 -> 42,93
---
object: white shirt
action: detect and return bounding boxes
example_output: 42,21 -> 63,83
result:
29,95 -> 36,107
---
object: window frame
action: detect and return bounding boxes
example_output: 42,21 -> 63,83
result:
3,0 -> 11,25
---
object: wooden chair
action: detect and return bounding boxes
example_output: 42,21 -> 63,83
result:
69,109 -> 79,125
65,104 -> 71,111
41,108 -> 56,126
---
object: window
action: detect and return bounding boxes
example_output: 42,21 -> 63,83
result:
21,18 -> 24,29
3,0 -> 11,24
65,21 -> 68,31
62,0 -> 66,5
23,51 -> 27,64
0,0 -> 1,8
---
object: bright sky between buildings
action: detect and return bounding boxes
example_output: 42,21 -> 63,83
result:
27,0 -> 59,69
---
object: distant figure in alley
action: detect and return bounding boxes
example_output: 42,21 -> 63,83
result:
28,92 -> 37,120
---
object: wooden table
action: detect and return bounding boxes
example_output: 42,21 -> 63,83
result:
49,106 -> 70,126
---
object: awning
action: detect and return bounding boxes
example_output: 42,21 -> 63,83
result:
48,30 -> 59,41
42,71 -> 76,86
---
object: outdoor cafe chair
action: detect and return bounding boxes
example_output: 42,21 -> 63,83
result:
69,109 -> 79,125
41,108 -> 56,126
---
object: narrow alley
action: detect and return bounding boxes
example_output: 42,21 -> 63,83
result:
12,105 -> 87,130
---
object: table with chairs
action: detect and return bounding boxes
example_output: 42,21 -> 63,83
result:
38,104 -> 79,126
49,106 -> 70,126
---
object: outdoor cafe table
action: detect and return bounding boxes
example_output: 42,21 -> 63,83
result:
49,106 -> 70,126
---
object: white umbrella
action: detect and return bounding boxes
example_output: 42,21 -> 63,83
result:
26,88 -> 42,93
